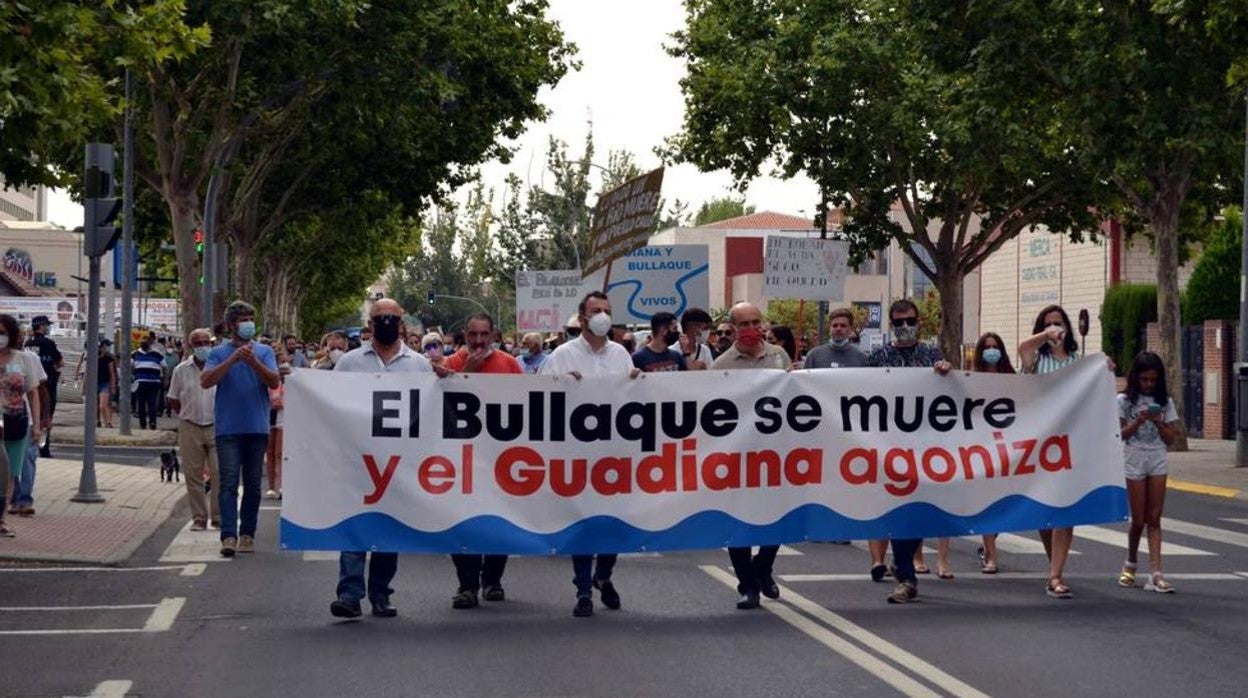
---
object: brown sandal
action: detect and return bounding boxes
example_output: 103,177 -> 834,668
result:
1046,577 -> 1072,599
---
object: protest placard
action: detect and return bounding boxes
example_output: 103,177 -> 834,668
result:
582,167 -> 665,277
515,270 -> 588,332
762,236 -> 851,300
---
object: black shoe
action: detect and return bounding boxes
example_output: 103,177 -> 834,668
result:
573,597 -> 594,617
482,585 -> 505,602
330,599 -> 362,618
870,564 -> 888,582
39,447 -> 51,459
736,593 -> 761,610
758,575 -> 780,600
452,589 -> 479,609
370,599 -> 398,618
594,579 -> 621,610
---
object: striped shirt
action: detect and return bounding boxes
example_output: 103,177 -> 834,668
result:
1030,351 -> 1078,375
132,349 -> 165,383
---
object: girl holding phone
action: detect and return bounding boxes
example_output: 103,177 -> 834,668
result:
1117,352 -> 1180,593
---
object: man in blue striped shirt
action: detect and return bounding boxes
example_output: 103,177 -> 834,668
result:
132,337 -> 165,430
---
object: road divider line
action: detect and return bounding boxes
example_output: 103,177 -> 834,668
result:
1162,518 -> 1248,550
87,680 -> 134,698
1220,518 -> 1248,527
0,603 -> 157,612
142,597 -> 185,632
780,572 -> 1246,582
700,565 -> 941,698
1168,480 -> 1239,498
1074,526 -> 1215,556
773,581 -> 992,698
0,565 -> 195,574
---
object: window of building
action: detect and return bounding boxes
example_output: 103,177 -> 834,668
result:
908,246 -> 934,298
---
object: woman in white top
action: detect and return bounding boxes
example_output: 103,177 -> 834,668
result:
1018,304 -> 1081,599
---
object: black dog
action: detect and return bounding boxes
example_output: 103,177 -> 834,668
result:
159,450 -> 181,483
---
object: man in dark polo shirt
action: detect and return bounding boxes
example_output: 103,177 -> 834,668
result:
441,313 -> 522,609
632,311 -> 687,373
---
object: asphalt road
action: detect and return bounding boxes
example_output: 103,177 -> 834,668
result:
4,491 -> 1248,698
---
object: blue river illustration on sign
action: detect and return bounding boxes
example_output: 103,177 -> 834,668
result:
593,245 -> 710,323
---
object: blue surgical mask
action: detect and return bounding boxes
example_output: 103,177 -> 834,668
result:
442,346 -> 455,356
982,348 -> 1002,365
830,337 -> 850,348
193,346 -> 211,362
237,321 -> 257,340
521,348 -> 533,360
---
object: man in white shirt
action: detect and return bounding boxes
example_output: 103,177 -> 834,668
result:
540,290 -> 639,618
167,328 -> 219,531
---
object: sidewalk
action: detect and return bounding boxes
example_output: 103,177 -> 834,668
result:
51,401 -> 178,447
0,458 -> 186,564
1167,438 -> 1248,499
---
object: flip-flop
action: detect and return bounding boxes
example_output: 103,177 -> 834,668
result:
938,570 -> 954,580
914,565 -> 931,575
981,564 -> 999,575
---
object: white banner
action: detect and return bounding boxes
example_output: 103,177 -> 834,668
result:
763,236 -> 851,300
514,270 -> 587,332
280,357 -> 1126,553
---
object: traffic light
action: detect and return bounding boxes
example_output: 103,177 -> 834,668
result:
427,290 -> 436,305
194,228 -> 204,254
83,143 -> 122,258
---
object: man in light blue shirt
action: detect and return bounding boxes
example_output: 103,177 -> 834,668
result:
201,301 -> 280,558
330,298 -> 431,620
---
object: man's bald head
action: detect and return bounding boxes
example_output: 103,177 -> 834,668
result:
729,302 -> 762,327
371,298 -> 403,318
188,328 -> 212,345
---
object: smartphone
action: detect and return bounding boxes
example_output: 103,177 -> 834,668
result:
1147,403 -> 1163,415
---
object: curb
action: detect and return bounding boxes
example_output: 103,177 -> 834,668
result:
54,432 -> 178,447
0,499 -> 185,566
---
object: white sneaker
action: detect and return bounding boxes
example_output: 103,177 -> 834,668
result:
265,489 -> 279,500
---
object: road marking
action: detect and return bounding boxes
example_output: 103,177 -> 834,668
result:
180,563 -> 206,576
260,506 -> 282,511
851,542 -> 939,555
1074,526 -> 1215,556
1163,518 -> 1248,550
987,533 -> 1083,555
777,545 -> 804,556
0,597 -> 185,636
158,521 -> 232,563
700,566 -> 942,698
781,572 -> 1246,582
618,552 -> 663,558
1220,518 -> 1248,527
86,680 -> 133,698
1168,479 -> 1240,498
302,551 -> 339,561
0,565 -> 198,574
142,597 -> 185,632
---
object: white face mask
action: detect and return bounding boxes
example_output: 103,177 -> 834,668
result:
0,335 -> 9,350
330,349 -> 345,362
698,329 -> 711,344
587,312 -> 613,338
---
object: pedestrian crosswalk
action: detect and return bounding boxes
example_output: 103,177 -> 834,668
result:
1073,526 -> 1215,556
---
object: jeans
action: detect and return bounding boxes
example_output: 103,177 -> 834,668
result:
728,545 -> 780,595
215,433 -> 268,541
337,552 -> 398,604
451,554 -> 509,592
135,381 -> 161,427
891,538 -> 921,585
572,554 -> 618,598
11,443 -> 37,507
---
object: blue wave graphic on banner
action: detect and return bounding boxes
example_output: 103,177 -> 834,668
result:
280,485 -> 1128,554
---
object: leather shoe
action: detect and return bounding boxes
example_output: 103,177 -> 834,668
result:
370,599 -> 398,618
330,599 -> 362,619
736,593 -> 761,610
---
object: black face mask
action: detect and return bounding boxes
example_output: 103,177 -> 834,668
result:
664,330 -> 681,345
372,316 -> 401,345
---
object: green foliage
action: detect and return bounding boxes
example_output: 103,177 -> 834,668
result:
1184,208 -> 1244,324
1101,283 -> 1158,376
914,290 -> 942,342
0,0 -> 209,187
666,0 -> 1103,362
694,195 -> 754,226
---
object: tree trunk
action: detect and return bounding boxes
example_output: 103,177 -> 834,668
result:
935,268 -> 965,367
167,192 -> 203,334
262,256 -> 299,338
1152,201 -> 1189,451
231,241 -> 260,307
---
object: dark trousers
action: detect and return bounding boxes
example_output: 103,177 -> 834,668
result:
135,381 -> 161,427
451,554 -> 509,592
890,538 -> 921,584
728,545 -> 780,595
572,554 -> 618,598
337,551 -> 398,604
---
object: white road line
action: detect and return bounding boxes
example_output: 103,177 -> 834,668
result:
180,563 -> 206,576
0,565 -> 196,574
1074,526 -> 1215,556
1163,518 -> 1248,550
618,552 -> 663,558
700,566 -> 941,698
87,680 -> 133,698
851,542 -> 938,555
142,597 -> 185,632
259,506 -> 282,511
0,628 -> 148,636
158,521 -> 232,563
781,572 -> 1246,582
777,545 -> 804,556
301,551 -> 339,561
1220,518 -> 1248,527
0,603 -> 156,612
989,533 -> 1082,556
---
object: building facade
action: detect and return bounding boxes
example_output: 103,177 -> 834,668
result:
0,179 -> 47,223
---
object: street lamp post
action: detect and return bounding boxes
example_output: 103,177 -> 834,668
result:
1238,89 -> 1248,467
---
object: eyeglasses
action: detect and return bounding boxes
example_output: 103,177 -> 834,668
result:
423,343 -> 442,352
565,328 -> 582,337
890,317 -> 918,328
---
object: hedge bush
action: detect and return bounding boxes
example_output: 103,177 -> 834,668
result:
1101,283 -> 1157,375
1183,208 -> 1242,324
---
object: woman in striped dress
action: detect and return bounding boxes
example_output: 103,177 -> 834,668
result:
1018,305 -> 1081,599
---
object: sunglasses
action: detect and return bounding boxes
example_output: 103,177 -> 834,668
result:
891,317 -> 919,328
565,328 -> 582,337
423,343 -> 442,352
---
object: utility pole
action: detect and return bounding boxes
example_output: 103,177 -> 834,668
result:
1237,89 -> 1248,467
816,192 -> 829,345
119,69 -> 135,435
74,143 -> 123,503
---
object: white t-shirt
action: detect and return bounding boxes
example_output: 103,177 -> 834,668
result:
539,336 -> 633,378
1117,394 -> 1178,454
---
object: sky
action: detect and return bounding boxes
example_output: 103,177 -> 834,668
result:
46,0 -> 819,230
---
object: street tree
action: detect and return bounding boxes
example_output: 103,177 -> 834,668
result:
667,0 -> 1104,362
694,195 -> 754,226
0,1 -> 208,188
